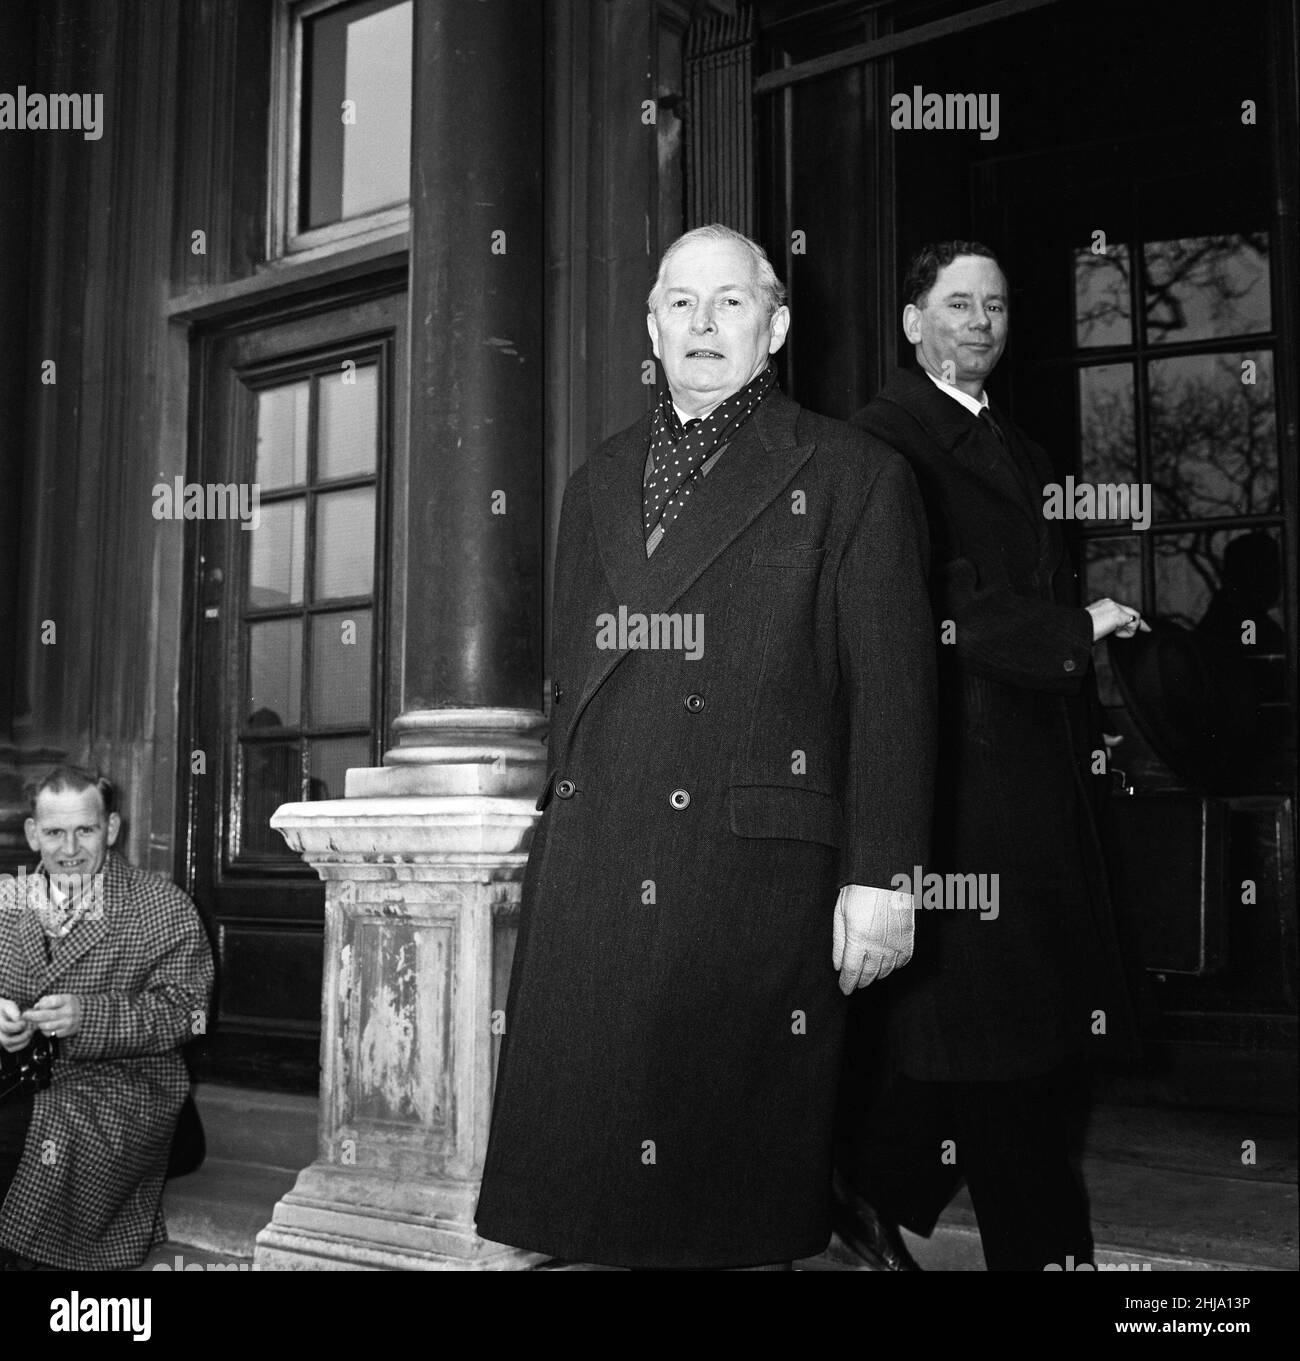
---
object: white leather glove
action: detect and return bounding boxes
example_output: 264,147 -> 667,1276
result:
833,883 -> 915,995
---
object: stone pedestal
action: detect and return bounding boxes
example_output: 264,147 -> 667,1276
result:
253,785 -> 544,1270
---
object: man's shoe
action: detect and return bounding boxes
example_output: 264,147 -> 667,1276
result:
831,1170 -> 922,1272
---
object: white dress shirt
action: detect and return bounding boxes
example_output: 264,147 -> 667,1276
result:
924,367 -> 988,418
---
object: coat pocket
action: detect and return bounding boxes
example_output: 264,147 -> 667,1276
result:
751,544 -> 826,569
728,784 -> 844,848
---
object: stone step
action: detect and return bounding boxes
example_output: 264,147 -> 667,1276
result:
190,1082 -> 318,1169
161,1161 -> 296,1262
160,1083 -> 317,1262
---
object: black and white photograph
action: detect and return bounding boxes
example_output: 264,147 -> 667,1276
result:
0,0 -> 1295,1340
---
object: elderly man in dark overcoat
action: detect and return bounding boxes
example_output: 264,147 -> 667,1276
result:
475,225 -> 936,1270
835,241 -> 1144,1272
0,766 -> 213,1270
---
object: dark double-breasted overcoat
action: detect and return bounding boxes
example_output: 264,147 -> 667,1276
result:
853,367 -> 1137,1083
0,851 -> 213,1269
475,386 -> 936,1268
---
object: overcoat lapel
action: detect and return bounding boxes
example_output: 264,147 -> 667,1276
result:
992,397 -> 1055,494
993,399 -> 1070,579
28,853 -> 125,996
14,877 -> 49,986
576,388 -> 815,734
887,372 -> 1040,533
38,914 -> 112,994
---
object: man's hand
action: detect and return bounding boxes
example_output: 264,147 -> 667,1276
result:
23,994 -> 83,1041
1087,597 -> 1151,642
0,997 -> 35,1052
833,884 -> 915,995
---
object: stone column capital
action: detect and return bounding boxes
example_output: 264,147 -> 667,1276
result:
270,795 -> 540,865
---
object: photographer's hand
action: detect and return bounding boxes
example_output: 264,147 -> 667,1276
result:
23,993 -> 83,1040
0,997 -> 35,1052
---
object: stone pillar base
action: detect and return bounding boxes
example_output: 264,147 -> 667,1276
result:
255,1165 -> 543,1271
357,708 -> 548,798
253,791 -> 543,1271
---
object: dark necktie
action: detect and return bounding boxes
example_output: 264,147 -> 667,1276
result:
979,405 -> 1035,496
979,406 -> 1007,448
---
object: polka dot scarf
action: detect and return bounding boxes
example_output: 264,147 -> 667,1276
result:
643,364 -> 777,543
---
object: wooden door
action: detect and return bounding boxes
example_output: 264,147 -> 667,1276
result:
181,287 -> 406,1091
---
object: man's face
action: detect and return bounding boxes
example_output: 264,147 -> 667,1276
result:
25,787 -> 120,881
903,255 -> 1008,397
647,238 -> 790,418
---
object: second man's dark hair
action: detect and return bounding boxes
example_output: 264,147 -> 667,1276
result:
903,241 -> 1006,308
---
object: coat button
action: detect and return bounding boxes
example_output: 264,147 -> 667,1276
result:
669,788 -> 690,810
684,693 -> 705,713
552,681 -> 563,704
555,778 -> 576,799
1063,659 -> 1077,673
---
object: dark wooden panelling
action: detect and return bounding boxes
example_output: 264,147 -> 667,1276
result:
0,4 -> 37,771
543,0 -> 683,693
685,8 -> 756,235
10,2 -> 189,875
172,0 -> 273,291
756,5 -> 891,415
218,923 -> 326,1025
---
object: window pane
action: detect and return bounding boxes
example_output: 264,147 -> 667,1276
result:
1079,363 -> 1136,491
247,618 -> 303,727
302,0 -> 413,230
316,488 -> 375,598
255,382 -> 309,489
248,499 -> 307,606
1154,531 -> 1225,629
1143,233 -> 1271,345
309,735 -> 371,800
1149,351 -> 1277,521
318,363 -> 378,480
1084,536 -> 1143,608
1154,528 -> 1289,790
1157,528 -> 1286,646
1074,245 -> 1132,348
241,740 -> 303,854
311,610 -> 372,726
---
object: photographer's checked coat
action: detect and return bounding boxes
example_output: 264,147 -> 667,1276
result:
475,388 -> 936,1269
0,852 -> 213,1269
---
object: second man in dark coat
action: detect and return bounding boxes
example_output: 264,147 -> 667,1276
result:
837,240 -> 1144,1272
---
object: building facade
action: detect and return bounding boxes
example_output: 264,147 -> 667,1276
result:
0,0 -> 1295,1263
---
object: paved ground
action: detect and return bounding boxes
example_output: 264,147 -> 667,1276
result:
45,1084 -> 1298,1273
136,1243 -> 253,1272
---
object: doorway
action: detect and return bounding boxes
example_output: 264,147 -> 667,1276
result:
180,288 -> 405,1090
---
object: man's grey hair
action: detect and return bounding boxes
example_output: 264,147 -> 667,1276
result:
647,224 -> 787,317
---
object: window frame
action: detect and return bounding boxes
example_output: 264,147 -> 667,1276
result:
227,336 -> 391,873
267,0 -> 412,263
1067,229 -> 1282,613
